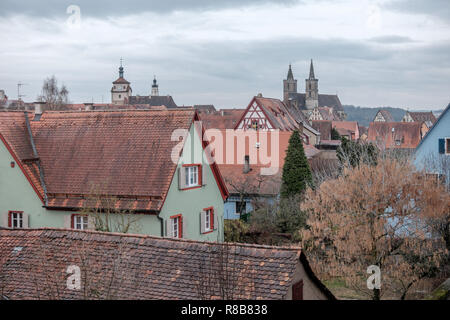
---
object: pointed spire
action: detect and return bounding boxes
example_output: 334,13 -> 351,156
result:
287,64 -> 294,80
119,58 -> 124,78
309,59 -> 315,79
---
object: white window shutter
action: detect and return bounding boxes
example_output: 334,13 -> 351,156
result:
200,211 -> 206,234
2,213 -> 9,228
22,213 -> 29,228
178,167 -> 186,189
213,211 -> 218,231
168,219 -> 174,237
64,215 -> 72,229
202,164 -> 207,186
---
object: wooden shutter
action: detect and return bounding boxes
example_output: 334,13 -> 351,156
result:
292,280 -> 304,300
200,211 -> 206,234
213,210 -> 218,231
22,213 -> 29,228
201,164 -> 207,186
164,219 -> 168,237
87,216 -> 95,230
439,139 -> 445,154
178,167 -> 187,189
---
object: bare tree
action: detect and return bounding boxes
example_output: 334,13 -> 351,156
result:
37,75 -> 69,111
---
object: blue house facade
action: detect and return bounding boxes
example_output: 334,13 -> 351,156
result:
414,103 -> 450,187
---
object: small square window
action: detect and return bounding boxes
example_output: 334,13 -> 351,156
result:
9,212 -> 23,229
73,215 -> 88,230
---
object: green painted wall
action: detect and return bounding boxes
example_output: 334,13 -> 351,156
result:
0,122 -> 224,242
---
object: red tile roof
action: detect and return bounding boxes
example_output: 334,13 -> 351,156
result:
367,122 -> 425,149
311,120 -> 332,140
332,121 -> 360,140
0,109 -> 228,211
199,109 -> 245,130
406,111 -> 437,125
0,228 -> 335,300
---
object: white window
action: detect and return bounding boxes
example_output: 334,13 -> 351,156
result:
73,215 -> 88,230
205,209 -> 211,232
9,212 -> 23,229
185,166 -> 199,187
171,215 -> 182,238
201,208 -> 214,234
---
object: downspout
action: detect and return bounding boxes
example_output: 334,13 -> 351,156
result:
24,111 -> 48,206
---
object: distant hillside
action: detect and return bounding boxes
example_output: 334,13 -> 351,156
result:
343,105 -> 407,127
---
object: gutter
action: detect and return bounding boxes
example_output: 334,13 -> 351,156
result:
24,111 -> 48,206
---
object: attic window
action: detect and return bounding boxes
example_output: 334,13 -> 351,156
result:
9,211 -> 23,229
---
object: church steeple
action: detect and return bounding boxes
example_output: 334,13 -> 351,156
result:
305,59 -> 319,110
283,64 -> 297,102
151,76 -> 159,96
308,59 -> 315,79
119,58 -> 124,78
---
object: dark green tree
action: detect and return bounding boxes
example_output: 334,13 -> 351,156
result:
280,130 -> 313,198
331,127 -> 341,140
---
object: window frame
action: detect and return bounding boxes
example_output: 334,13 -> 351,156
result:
71,214 -> 88,230
170,214 -> 183,238
8,211 -> 24,229
182,164 -> 202,190
203,207 -> 214,234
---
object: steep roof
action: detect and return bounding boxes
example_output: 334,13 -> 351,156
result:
0,228 -> 335,300
407,111 -> 437,125
368,122 -> 424,150
127,95 -> 177,108
374,110 -> 394,122
288,93 -> 343,111
199,109 -> 244,130
112,77 -> 130,85
332,121 -> 359,140
0,109 -> 228,211
415,103 -> 450,151
311,120 -> 332,140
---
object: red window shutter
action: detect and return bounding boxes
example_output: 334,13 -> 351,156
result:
179,216 -> 183,238
8,212 -> 12,228
198,165 -> 203,186
292,280 -> 304,300
71,214 -> 75,229
210,209 -> 214,230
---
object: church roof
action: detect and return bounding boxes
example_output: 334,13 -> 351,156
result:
127,95 -> 178,108
112,77 -> 130,85
288,93 -> 343,111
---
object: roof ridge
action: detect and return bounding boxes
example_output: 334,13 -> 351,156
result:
1,227 -> 302,252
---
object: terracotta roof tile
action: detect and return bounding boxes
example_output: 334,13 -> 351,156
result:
367,122 -> 425,149
0,228 -> 308,300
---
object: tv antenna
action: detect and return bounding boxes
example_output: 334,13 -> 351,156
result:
17,82 -> 28,101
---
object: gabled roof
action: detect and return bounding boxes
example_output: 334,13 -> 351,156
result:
0,228 -> 336,300
0,109 -> 228,211
415,103 -> 450,151
406,111 -> 437,125
311,120 -> 332,140
374,109 -> 394,122
368,122 -> 424,149
332,121 -> 359,140
236,96 -> 319,135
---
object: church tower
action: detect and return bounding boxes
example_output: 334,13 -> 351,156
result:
283,64 -> 297,102
151,76 -> 159,96
305,59 -> 319,110
111,59 -> 132,105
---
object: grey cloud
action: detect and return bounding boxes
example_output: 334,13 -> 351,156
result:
368,35 -> 416,44
0,0 -> 300,17
384,0 -> 450,24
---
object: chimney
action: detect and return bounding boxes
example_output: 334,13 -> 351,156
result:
84,102 -> 94,111
34,101 -> 46,114
243,155 -> 250,174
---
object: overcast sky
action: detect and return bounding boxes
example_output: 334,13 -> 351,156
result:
0,0 -> 449,110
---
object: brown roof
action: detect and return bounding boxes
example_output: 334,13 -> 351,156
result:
0,109 -> 228,211
127,95 -> 178,108
332,121 -> 360,140
288,93 -> 343,111
311,120 -> 332,140
406,111 -> 437,125
199,109 -> 244,130
374,110 -> 394,122
112,77 -> 130,85
0,228 -> 335,300
367,122 -> 425,149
